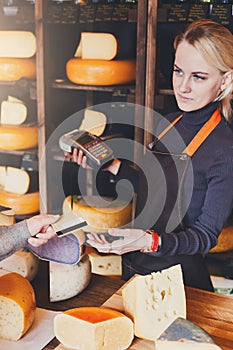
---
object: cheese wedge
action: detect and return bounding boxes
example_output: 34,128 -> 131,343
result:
0,270 -> 36,340
80,108 -> 107,136
1,99 -> 27,125
0,190 -> 39,215
0,124 -> 38,150
155,317 -> 221,350
122,265 -> 186,341
54,306 -> 134,350
0,206 -> 15,226
86,246 -> 122,276
0,58 -> 36,81
66,59 -> 136,86
74,32 -> 117,60
5,167 -> 30,194
0,31 -> 36,58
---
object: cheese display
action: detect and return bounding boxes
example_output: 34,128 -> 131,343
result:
0,190 -> 39,215
0,249 -> 39,281
86,246 -> 122,276
209,226 -> 233,253
1,97 -> 27,125
0,31 -> 36,58
122,264 -> 186,341
155,317 -> 221,350
80,108 -> 107,136
62,195 -> 132,233
66,59 -> 136,86
0,124 -> 38,150
0,58 -> 36,81
74,32 -> 117,60
0,166 -> 30,194
0,270 -> 36,340
49,254 -> 91,302
54,306 -> 134,350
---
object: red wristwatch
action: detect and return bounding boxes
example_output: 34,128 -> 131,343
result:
141,229 -> 160,253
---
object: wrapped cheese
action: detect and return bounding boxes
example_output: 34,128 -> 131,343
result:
0,270 -> 36,340
54,306 -> 134,350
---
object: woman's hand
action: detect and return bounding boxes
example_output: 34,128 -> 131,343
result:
86,228 -> 153,255
65,149 -> 91,169
26,214 -> 59,247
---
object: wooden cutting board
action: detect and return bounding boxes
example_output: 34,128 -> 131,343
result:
54,283 -> 155,349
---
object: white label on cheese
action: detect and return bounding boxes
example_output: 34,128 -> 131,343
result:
1,100 -> 27,125
0,31 -> 36,58
74,32 -> 117,60
80,109 -> 107,136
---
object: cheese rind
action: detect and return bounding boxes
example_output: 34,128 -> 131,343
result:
0,190 -> 39,215
0,31 -> 36,58
122,265 -> 186,341
0,270 -> 36,340
74,32 -> 117,60
0,124 -> 38,150
54,306 -> 134,350
0,58 -> 36,81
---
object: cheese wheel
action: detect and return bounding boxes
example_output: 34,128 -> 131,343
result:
209,226 -> 233,253
66,59 -> 136,86
49,254 -> 91,302
63,195 -> 132,233
0,270 -> 36,340
0,31 -> 36,58
0,166 -> 30,194
122,264 -> 186,341
54,306 -> 134,350
0,190 -> 39,215
0,124 -> 38,150
1,99 -> 27,125
74,32 -> 117,60
0,249 -> 39,281
0,58 -> 36,81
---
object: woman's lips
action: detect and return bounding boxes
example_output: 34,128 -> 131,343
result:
176,93 -> 192,102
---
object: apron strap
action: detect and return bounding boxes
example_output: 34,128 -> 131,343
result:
157,115 -> 183,141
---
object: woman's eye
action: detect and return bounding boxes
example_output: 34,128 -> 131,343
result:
193,74 -> 206,81
173,68 -> 183,75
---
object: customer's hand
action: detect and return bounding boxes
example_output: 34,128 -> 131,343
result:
65,149 -> 91,168
86,228 -> 152,255
26,214 -> 59,247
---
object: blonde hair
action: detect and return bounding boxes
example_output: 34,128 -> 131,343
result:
174,19 -> 233,122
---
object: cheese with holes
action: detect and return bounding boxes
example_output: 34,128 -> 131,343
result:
86,246 -> 122,276
54,306 -> 134,350
66,59 -> 136,86
62,195 -> 132,233
0,124 -> 38,150
155,317 -> 221,350
0,270 -> 36,340
1,98 -> 27,125
74,32 -> 117,60
80,109 -> 107,136
0,58 -> 36,81
0,190 -> 39,215
0,31 -> 36,58
122,264 -> 186,341
0,166 -> 30,194
0,249 -> 39,281
49,254 -> 91,302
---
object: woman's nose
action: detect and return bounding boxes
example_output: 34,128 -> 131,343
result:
179,77 -> 191,93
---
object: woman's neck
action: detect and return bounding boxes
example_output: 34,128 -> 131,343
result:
182,101 -> 219,126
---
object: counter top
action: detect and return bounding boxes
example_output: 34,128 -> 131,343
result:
32,261 -> 233,350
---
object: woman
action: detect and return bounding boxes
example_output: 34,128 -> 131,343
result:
67,20 -> 233,291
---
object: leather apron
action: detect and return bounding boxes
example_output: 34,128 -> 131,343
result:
122,110 -> 221,291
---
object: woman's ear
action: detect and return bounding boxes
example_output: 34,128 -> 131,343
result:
220,70 -> 233,91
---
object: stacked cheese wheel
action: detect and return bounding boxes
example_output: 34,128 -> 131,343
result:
66,32 -> 136,86
0,31 -> 36,81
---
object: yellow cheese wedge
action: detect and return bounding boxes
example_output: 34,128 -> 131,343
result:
54,306 -> 134,350
0,190 -> 39,215
0,31 -> 36,58
0,270 -> 36,340
86,246 -> 122,276
74,32 -> 117,60
3,167 -> 30,195
0,58 -> 36,81
0,207 -> 15,226
1,99 -> 27,125
80,108 -> 107,136
0,124 -> 38,150
122,264 -> 186,341
66,59 -> 136,86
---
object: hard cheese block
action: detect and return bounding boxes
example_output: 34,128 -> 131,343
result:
80,108 -> 107,136
1,97 -> 27,125
0,270 -> 36,340
54,306 -> 134,350
0,166 -> 30,194
0,31 -> 36,58
122,264 -> 186,341
155,317 -> 221,350
87,246 -> 122,276
74,32 -> 117,60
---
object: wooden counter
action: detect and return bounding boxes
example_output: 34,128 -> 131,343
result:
32,261 -> 233,350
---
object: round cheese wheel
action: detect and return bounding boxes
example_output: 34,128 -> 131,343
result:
0,190 -> 39,215
54,306 -> 134,350
66,59 -> 136,86
209,226 -> 233,253
63,195 -> 132,233
0,58 -> 36,81
0,270 -> 36,340
0,124 -> 38,150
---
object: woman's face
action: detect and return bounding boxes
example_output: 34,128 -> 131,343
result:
173,41 -> 225,112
